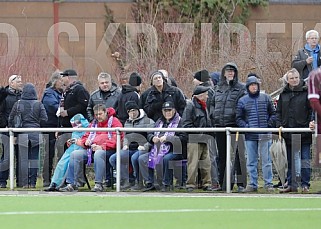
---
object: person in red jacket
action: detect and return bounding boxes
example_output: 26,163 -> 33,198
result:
59,104 -> 123,192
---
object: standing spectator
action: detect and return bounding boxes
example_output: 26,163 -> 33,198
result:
142,101 -> 187,192
9,83 -> 48,188
116,72 -> 142,125
59,104 -> 123,192
277,68 -> 314,193
143,70 -> 186,122
41,71 -> 64,187
87,72 -> 121,122
159,69 -> 178,87
192,69 -> 220,190
236,76 -> 276,192
44,114 -> 89,191
292,30 -> 321,80
182,85 -> 212,192
0,75 -> 23,188
109,101 -> 154,190
59,69 -> 90,127
210,63 -> 246,190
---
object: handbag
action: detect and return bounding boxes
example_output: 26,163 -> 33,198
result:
14,100 -> 22,128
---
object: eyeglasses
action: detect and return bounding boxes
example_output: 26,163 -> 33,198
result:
308,37 -> 319,40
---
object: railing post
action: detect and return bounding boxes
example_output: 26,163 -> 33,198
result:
116,128 -> 121,192
226,128 -> 231,193
9,130 -> 14,191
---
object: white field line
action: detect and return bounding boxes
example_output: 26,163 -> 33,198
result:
1,208 -> 321,215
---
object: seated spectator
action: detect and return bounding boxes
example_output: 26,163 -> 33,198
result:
109,101 -> 154,190
44,114 -> 89,191
59,104 -> 123,192
141,101 -> 187,192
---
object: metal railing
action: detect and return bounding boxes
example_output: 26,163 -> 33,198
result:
1,126 -> 313,193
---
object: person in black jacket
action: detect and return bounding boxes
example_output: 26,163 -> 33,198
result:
182,85 -> 212,192
86,72 -> 121,122
9,83 -> 48,188
277,68 -> 314,193
143,71 -> 186,122
116,72 -> 142,125
210,62 -> 246,191
59,69 -> 90,127
0,75 -> 23,188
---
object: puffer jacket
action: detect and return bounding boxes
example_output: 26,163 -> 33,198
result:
276,80 -> 313,144
236,76 -> 276,140
210,62 -> 246,127
78,107 -> 123,150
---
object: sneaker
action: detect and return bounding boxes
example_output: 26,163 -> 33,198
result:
130,184 -> 144,191
302,186 -> 309,193
44,183 -> 58,192
161,185 -> 170,192
265,185 -> 275,192
279,186 -> 298,193
0,183 -> 6,188
91,183 -> 104,192
186,187 -> 194,192
59,184 -> 78,192
202,186 -> 213,191
242,185 -> 258,193
237,186 -> 245,193
211,183 -> 222,191
120,181 -> 132,190
142,183 -> 156,192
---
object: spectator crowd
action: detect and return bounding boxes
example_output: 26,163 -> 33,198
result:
0,29 -> 321,194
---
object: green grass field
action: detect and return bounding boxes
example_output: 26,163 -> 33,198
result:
0,193 -> 320,229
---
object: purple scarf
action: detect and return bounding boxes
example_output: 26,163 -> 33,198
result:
86,116 -> 114,166
148,113 -> 180,169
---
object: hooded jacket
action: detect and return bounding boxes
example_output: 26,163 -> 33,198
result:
78,107 -> 123,150
236,76 -> 276,140
116,84 -> 140,125
210,63 -> 246,127
123,109 -> 155,151
8,83 -> 48,145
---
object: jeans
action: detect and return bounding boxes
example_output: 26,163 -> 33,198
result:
286,143 -> 311,188
131,150 -> 144,183
94,150 -> 115,184
245,139 -> 273,189
109,149 -> 139,182
66,149 -> 87,185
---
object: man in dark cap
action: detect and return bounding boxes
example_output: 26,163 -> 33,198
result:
182,85 -> 213,192
116,72 -> 142,125
210,62 -> 247,191
59,69 -> 90,127
193,70 -> 220,190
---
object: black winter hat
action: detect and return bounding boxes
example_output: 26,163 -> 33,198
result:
61,69 -> 77,77
125,101 -> 140,112
193,69 -> 210,82
193,85 -> 210,96
129,72 -> 142,86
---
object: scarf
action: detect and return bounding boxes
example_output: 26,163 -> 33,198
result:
148,112 -> 180,169
305,43 -> 320,70
86,116 -> 114,166
196,97 -> 207,111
